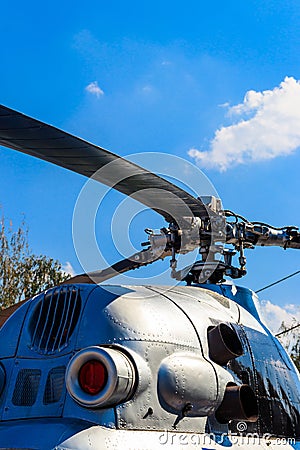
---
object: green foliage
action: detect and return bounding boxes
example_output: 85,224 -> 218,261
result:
290,340 -> 300,372
278,321 -> 300,372
0,216 -> 70,309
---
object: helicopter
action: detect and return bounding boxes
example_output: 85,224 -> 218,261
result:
0,104 -> 299,449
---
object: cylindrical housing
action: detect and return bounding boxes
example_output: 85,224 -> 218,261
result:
208,323 -> 243,365
215,384 -> 258,423
158,353 -> 219,416
65,346 -> 136,408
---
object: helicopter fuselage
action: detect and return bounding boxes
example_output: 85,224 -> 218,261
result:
0,283 -> 299,449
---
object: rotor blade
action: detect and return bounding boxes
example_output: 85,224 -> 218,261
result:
62,247 -> 172,285
0,247 -> 171,328
0,105 -> 208,223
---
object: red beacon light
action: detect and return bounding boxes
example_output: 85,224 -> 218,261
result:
78,359 -> 108,395
66,346 -> 136,408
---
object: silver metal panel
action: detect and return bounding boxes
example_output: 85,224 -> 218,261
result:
0,300 -> 32,358
56,427 -> 300,449
2,357 -> 68,420
115,341 -> 207,433
76,285 -> 200,348
202,283 -> 261,321
148,285 -> 240,358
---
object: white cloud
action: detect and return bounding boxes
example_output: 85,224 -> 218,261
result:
142,85 -> 153,93
189,77 -> 300,171
62,261 -> 76,277
85,81 -> 104,98
259,299 -> 300,340
259,300 -> 300,353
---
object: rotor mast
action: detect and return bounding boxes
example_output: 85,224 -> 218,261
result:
143,196 -> 300,285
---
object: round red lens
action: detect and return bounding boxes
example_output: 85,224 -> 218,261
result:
78,359 -> 108,395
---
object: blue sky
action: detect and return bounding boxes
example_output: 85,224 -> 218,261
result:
1,1 -> 300,330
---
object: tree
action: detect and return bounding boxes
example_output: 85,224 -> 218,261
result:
0,215 -> 70,309
291,340 -> 300,372
277,321 -> 300,371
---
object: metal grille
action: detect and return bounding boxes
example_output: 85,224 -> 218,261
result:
12,369 -> 41,406
29,286 -> 81,354
43,366 -> 65,404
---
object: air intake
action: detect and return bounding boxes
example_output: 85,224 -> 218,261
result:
29,286 -> 81,354
43,366 -> 66,404
12,369 -> 41,406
